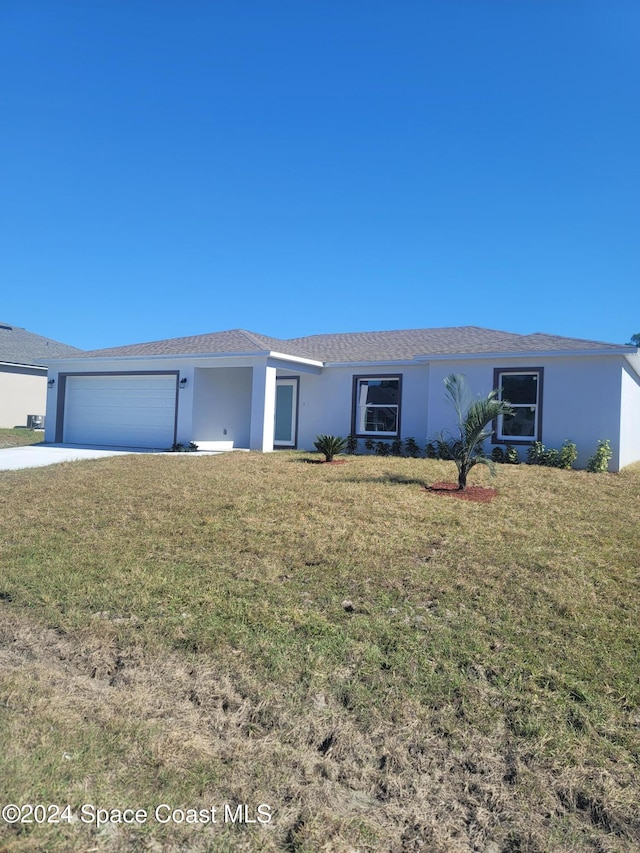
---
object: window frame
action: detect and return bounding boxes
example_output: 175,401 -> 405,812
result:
351,374 -> 403,438
492,367 -> 544,445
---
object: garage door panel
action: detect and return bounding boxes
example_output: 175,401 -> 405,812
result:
63,374 -> 177,448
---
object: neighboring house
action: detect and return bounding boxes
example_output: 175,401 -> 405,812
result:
0,322 -> 83,429
43,326 -> 640,470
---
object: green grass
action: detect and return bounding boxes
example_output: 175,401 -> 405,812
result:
0,451 -> 639,851
0,428 -> 45,448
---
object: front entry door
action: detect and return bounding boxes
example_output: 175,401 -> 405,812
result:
274,378 -> 298,447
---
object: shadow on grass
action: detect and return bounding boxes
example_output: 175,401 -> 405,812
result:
290,454 -> 428,485
338,472 -> 428,487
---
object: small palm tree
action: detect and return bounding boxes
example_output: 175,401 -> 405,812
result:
437,374 -> 514,489
314,434 -> 348,463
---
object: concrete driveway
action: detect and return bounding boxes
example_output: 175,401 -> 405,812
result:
0,443 -> 180,471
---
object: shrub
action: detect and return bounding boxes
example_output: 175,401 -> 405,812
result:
527,441 -> 547,465
169,442 -> 199,452
313,434 -> 348,463
346,434 -> 359,455
424,441 -> 438,459
364,437 -> 376,452
505,445 -> 520,464
557,441 -> 578,469
434,438 -> 453,460
527,440 -> 577,469
424,437 -> 456,461
491,446 -> 505,464
375,441 -> 391,456
586,439 -> 612,473
390,438 -> 404,456
492,445 -> 520,464
404,437 -> 421,458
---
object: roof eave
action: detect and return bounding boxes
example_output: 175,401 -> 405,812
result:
0,360 -> 47,370
42,349 -> 324,367
413,347 -> 636,362
267,351 -> 324,367
324,348 -> 633,367
324,359 -> 422,368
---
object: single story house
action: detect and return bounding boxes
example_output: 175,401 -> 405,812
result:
43,326 -> 640,470
0,322 -> 83,429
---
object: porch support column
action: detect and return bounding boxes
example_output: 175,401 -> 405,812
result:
250,360 -> 277,451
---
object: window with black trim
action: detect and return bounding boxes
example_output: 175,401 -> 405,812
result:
352,375 -> 401,437
494,368 -> 543,444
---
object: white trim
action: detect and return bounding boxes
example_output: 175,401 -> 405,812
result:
43,350 -> 324,367
324,349 -> 634,368
355,376 -> 400,437
326,359 -> 420,368
274,378 -> 298,447
268,351 -> 323,367
496,370 -> 541,443
413,348 -> 635,362
623,352 -> 640,379
0,361 -> 47,371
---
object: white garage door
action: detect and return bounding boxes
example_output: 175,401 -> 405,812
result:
63,374 -> 177,448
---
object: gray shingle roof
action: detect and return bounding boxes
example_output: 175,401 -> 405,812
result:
50,325 -> 633,363
74,329 -> 319,359
286,326 -> 632,362
0,322 -> 83,365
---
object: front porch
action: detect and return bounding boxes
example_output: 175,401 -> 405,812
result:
190,357 -> 320,452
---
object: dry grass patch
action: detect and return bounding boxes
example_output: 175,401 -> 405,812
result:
0,428 -> 44,449
0,452 -> 639,851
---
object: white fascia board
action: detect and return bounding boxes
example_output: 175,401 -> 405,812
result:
43,350 -> 270,364
324,359 -> 421,368
624,351 -> 640,378
324,349 -> 632,369
42,350 -> 324,367
0,360 -> 47,370
413,348 -> 635,362
267,351 -> 324,367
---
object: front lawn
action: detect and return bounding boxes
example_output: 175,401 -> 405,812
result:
0,452 -> 638,851
0,427 -> 45,448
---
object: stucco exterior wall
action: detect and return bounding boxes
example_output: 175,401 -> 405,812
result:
0,365 -> 46,428
425,356 -> 624,469
297,355 -> 631,469
295,364 -> 429,451
44,353 -> 320,449
43,351 -> 640,470
619,358 -> 640,470
192,367 -> 252,447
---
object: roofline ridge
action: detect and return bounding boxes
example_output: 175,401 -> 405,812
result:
237,329 -> 282,346
288,324 -> 524,342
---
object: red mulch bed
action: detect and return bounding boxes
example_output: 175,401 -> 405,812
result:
424,482 -> 497,503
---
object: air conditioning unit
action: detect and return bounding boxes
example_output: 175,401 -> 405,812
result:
27,415 -> 45,429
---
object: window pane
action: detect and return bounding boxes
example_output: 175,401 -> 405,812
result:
362,379 -> 399,405
501,407 -> 536,437
364,406 -> 398,433
274,385 -> 293,442
501,374 -> 537,405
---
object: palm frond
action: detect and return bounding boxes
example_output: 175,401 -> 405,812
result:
435,374 -> 515,489
444,374 -> 476,430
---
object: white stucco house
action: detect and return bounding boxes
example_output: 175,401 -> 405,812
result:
0,322 -> 82,429
43,326 -> 640,471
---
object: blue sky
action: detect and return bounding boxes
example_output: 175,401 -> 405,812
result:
1,1 -> 638,351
